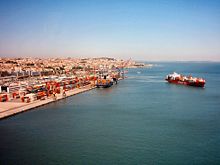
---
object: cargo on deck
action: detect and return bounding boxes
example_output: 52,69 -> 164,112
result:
165,72 -> 205,87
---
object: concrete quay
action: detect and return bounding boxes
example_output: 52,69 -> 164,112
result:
0,85 -> 96,120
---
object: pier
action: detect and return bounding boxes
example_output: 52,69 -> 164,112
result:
0,85 -> 95,119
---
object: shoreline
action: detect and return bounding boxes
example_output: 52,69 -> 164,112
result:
0,85 -> 96,120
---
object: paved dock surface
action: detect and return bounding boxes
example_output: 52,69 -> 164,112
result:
0,85 -> 95,119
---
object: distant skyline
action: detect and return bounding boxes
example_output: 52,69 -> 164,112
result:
0,0 -> 220,61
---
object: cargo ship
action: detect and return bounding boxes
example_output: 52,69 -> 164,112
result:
165,72 -> 205,87
96,79 -> 113,88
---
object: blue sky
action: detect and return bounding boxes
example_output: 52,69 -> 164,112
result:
0,0 -> 220,61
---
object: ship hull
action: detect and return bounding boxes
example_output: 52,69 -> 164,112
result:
166,79 -> 205,87
96,82 -> 113,88
188,82 -> 205,87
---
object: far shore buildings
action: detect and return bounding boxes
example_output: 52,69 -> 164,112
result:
0,57 -> 143,85
0,57 -> 138,77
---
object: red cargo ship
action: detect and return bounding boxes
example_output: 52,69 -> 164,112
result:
165,72 -> 205,87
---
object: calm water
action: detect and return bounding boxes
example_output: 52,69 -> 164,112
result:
0,62 -> 220,165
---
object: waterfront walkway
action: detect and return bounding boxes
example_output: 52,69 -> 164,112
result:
0,85 -> 95,119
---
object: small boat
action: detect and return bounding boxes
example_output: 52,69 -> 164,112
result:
165,72 -> 205,87
96,79 -> 113,88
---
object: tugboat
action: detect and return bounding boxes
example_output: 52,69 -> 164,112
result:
165,72 -> 205,87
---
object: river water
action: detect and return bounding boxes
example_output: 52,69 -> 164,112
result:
0,62 -> 220,164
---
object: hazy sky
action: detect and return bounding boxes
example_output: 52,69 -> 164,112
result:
0,0 -> 220,61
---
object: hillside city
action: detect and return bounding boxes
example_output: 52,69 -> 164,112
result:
0,57 -> 146,80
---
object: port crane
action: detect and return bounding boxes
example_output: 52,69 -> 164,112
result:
116,58 -> 131,79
